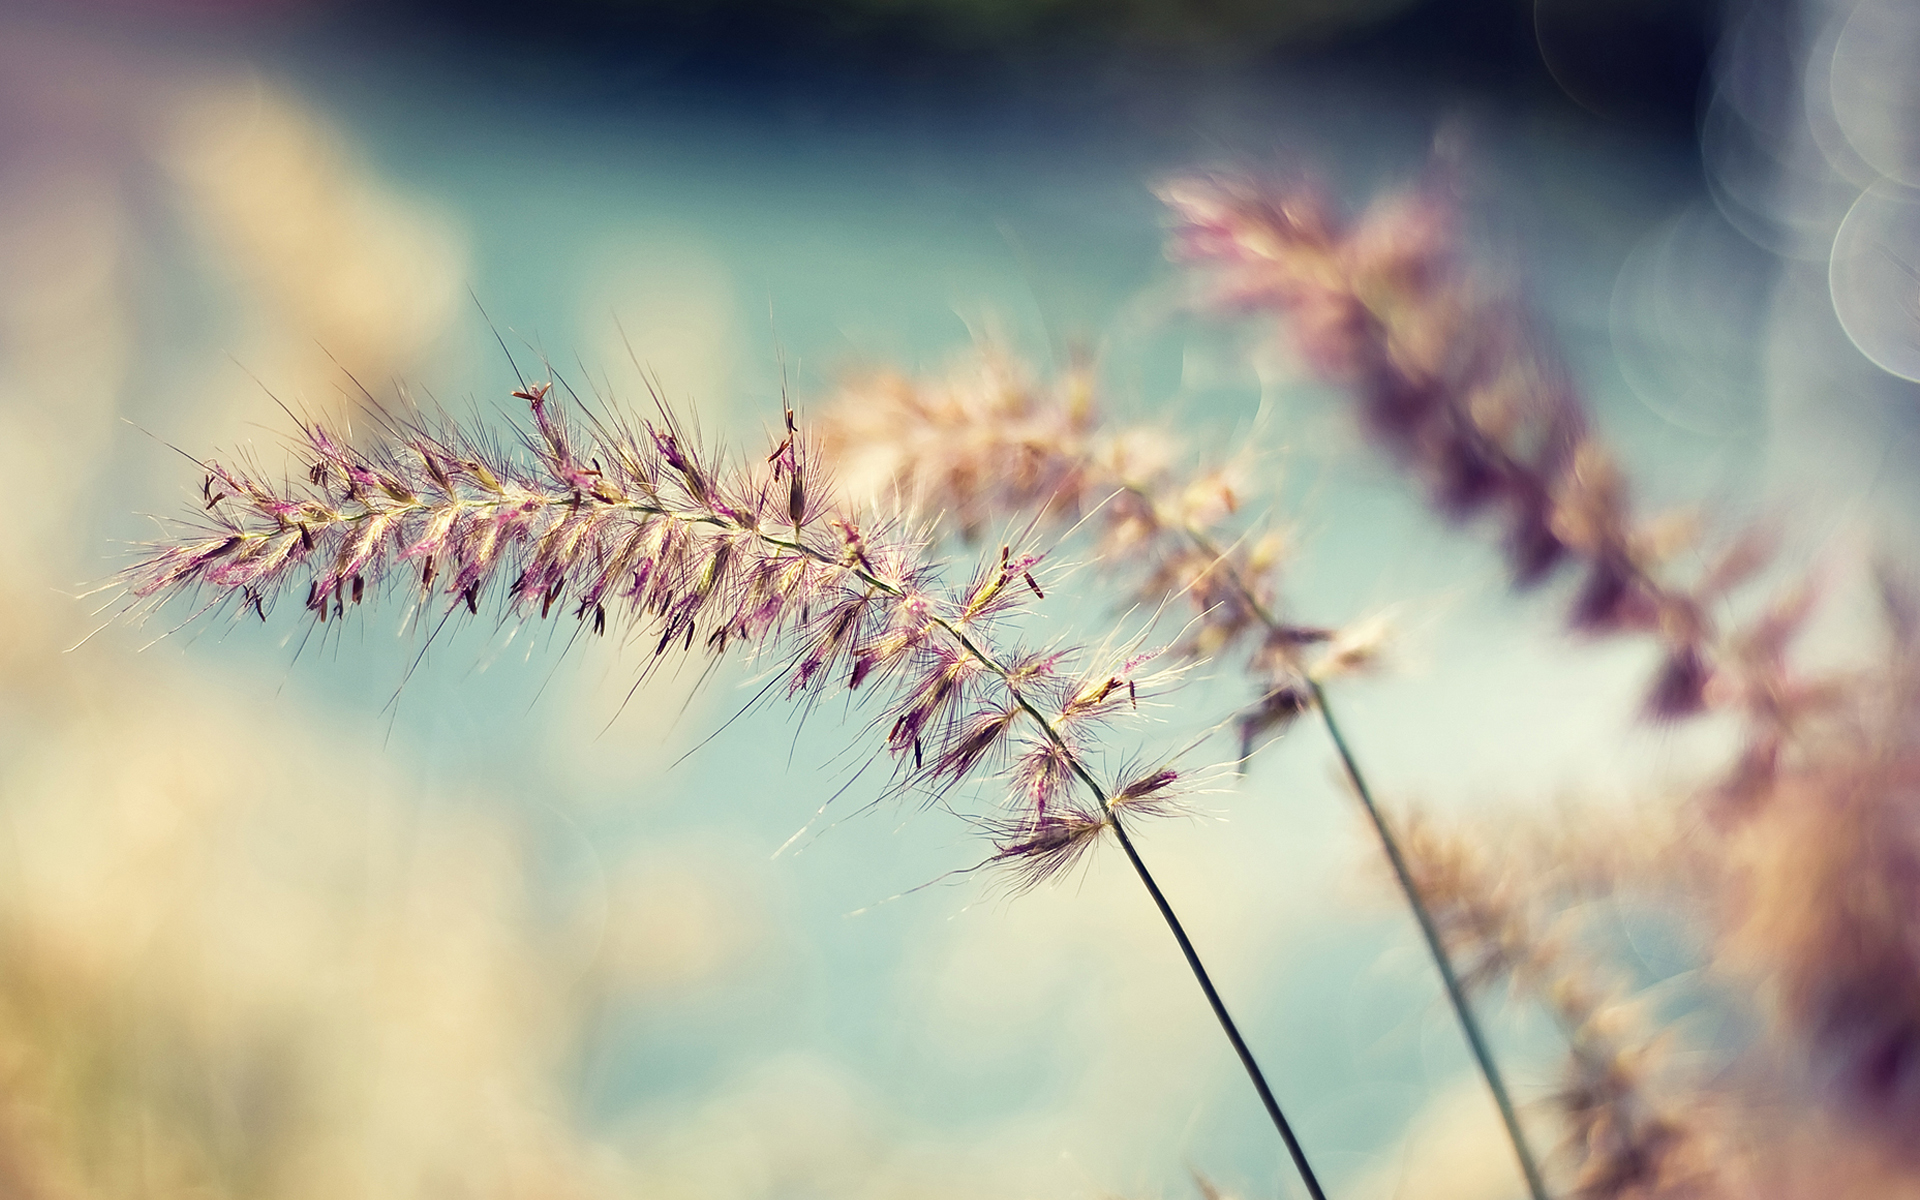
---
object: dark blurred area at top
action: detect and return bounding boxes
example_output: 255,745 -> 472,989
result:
58,0 -> 1729,140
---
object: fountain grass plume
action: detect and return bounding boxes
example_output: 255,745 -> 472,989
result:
821,345 -> 1383,757
1156,163 -> 1860,826
126,379 -> 1175,854
120,373 -> 1330,1199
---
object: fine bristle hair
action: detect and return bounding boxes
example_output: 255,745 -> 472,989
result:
818,344 -> 1389,760
124,381 -> 1211,880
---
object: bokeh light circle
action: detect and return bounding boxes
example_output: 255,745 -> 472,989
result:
1611,204 -> 1771,435
1829,181 -> 1920,382
1700,2 -> 1860,265
1830,0 -> 1920,187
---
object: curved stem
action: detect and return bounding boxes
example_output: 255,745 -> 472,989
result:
248,458 -> 1333,1193
1107,812 -> 1328,1200
767,527 -> 1330,1200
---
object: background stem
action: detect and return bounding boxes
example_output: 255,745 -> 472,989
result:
1305,677 -> 1553,1200
1162,511 -> 1551,1200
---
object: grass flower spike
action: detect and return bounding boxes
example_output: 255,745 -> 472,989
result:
822,346 -> 1366,756
124,375 -> 1330,1200
1159,169 -> 1783,731
134,384 -> 1125,846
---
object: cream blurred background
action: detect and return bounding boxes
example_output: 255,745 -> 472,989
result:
4,1 -> 1917,1198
